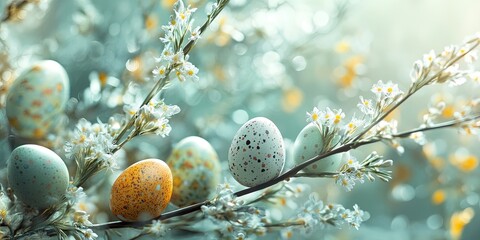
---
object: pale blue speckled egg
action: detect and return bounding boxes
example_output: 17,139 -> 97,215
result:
292,123 -> 344,173
167,136 -> 221,207
7,144 -> 69,209
6,60 -> 69,139
228,117 -> 285,187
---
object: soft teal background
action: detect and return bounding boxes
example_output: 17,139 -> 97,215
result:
1,0 -> 480,239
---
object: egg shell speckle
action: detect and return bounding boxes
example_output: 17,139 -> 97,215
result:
228,117 -> 285,187
110,159 -> 173,222
293,123 -> 343,173
6,60 -> 69,139
7,144 -> 69,209
167,136 -> 221,207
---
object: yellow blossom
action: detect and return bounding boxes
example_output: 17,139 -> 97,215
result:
431,189 -> 445,205
450,154 -> 478,172
450,208 -> 474,240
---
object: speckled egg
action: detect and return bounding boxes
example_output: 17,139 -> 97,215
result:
6,60 -> 69,139
7,144 -> 69,209
167,136 -> 221,207
293,123 -> 343,173
228,117 -> 285,187
110,159 -> 173,222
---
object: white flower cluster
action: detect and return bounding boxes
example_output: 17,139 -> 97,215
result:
124,99 -> 180,137
336,152 -> 392,192
65,186 -> 94,227
143,220 -> 167,237
454,98 -> 480,136
0,183 -> 99,239
65,185 -> 87,206
367,80 -> 404,113
0,189 -> 26,235
153,0 -> 200,82
307,107 -> 364,147
410,34 -> 480,88
307,82 -> 401,135
65,118 -> 118,169
423,101 -> 448,126
335,153 -> 364,191
355,80 -> 404,123
282,193 -> 366,238
201,183 -> 268,239
267,182 -> 310,210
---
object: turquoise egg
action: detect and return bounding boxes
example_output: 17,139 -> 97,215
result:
167,136 -> 221,207
6,60 -> 69,139
292,123 -> 344,173
7,144 -> 69,209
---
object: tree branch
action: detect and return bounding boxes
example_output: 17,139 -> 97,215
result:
92,114 -> 480,230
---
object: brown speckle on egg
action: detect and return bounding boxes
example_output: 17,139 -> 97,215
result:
167,136 -> 221,207
110,159 -> 173,222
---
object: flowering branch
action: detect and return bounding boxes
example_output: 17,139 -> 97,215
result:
5,1 -> 480,238
2,1 -> 232,239
91,113 -> 480,230
352,39 -> 480,143
64,0 -> 231,190
113,0 -> 230,146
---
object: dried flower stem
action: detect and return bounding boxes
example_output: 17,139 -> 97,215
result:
92,114 -> 480,230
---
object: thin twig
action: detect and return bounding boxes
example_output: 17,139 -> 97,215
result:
293,172 -> 338,178
264,221 -> 304,228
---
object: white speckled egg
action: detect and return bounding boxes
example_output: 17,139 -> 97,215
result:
6,60 -> 69,139
167,136 -> 221,207
228,117 -> 285,187
293,123 -> 343,173
7,144 -> 69,209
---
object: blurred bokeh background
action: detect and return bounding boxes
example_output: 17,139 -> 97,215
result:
1,0 -> 480,239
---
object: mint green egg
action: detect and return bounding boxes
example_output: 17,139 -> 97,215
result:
7,144 -> 69,209
292,123 -> 344,173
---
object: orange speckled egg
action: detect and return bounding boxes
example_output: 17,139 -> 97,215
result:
110,159 -> 173,222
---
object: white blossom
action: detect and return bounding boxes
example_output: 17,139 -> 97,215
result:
134,99 -> 180,137
82,229 -> 98,240
357,96 -> 375,116
423,49 -> 436,67
306,107 -> 321,123
64,118 -> 117,169
144,220 -> 167,237
344,116 -> 364,135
